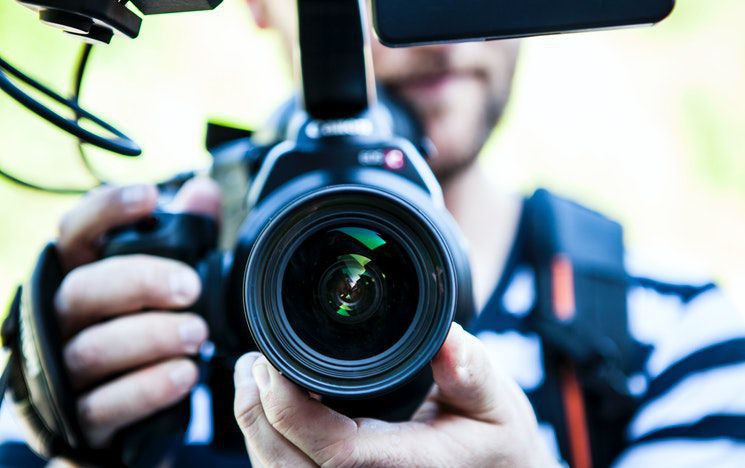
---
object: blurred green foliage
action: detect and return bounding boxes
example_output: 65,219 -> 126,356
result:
1,0 -> 744,311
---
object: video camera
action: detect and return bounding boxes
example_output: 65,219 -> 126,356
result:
0,0 -> 674,466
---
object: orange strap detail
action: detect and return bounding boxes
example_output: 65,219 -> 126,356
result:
551,254 -> 591,468
551,254 -> 576,321
559,364 -> 592,468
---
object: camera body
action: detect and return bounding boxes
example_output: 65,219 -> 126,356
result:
0,2 -> 478,463
103,94 -> 474,421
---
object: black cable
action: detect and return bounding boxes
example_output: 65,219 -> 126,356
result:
72,43 -> 109,185
0,165 -> 91,195
0,44 -> 140,194
73,43 -> 92,98
0,47 -> 94,194
0,54 -> 141,155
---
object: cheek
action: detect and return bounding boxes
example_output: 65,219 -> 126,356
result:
484,41 -> 520,91
371,41 -> 411,80
426,80 -> 489,160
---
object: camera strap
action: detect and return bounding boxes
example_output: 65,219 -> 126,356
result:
0,243 -> 191,467
524,190 -> 649,468
0,244 -> 118,465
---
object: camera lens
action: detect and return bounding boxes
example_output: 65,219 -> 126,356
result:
282,225 -> 418,360
317,252 -> 383,325
244,188 -> 463,399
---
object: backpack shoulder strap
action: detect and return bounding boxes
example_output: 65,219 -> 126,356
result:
523,189 -> 648,468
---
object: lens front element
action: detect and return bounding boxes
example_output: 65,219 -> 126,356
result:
319,252 -> 382,324
283,225 -> 419,361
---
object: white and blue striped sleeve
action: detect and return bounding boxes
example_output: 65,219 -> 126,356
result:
614,284 -> 745,467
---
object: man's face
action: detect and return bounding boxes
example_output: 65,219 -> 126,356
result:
250,0 -> 520,180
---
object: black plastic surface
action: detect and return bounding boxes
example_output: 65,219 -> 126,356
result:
130,0 -> 222,15
18,0 -> 142,38
372,0 -> 675,46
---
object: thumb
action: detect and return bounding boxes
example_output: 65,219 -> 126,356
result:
431,323 -> 531,424
170,177 -> 222,220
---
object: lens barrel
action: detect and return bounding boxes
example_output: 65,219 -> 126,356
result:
244,186 -> 459,399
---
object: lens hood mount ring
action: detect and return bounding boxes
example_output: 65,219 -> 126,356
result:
244,185 -> 459,399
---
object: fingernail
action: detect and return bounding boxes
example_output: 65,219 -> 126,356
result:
170,270 -> 200,306
120,185 -> 151,207
252,357 -> 270,391
179,318 -> 208,353
169,361 -> 196,392
234,352 -> 261,387
450,323 -> 468,367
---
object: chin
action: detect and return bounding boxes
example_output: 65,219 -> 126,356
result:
426,135 -> 479,181
422,111 -> 485,180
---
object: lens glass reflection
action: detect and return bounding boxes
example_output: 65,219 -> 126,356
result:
282,224 -> 419,360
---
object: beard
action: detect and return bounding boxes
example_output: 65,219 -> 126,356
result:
387,74 -> 509,183
377,41 -> 518,183
424,88 -> 504,182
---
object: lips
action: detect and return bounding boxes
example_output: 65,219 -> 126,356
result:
397,72 -> 455,94
393,71 -> 479,99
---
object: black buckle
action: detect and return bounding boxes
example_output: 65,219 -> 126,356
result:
1,286 -> 22,349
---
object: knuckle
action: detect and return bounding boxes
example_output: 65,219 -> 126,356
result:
77,395 -> 106,429
138,277 -> 171,307
264,397 -> 297,433
141,381 -> 173,410
319,439 -> 358,468
150,381 -> 178,406
87,185 -> 119,208
64,333 -> 102,375
137,257 -> 186,303
147,314 -> 191,354
106,256 -> 172,305
58,186 -> 112,239
234,397 -> 265,434
146,360 -> 196,405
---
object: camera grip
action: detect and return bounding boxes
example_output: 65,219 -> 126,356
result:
101,211 -> 219,466
102,211 -> 218,264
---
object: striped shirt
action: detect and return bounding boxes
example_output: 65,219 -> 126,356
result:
469,222 -> 745,466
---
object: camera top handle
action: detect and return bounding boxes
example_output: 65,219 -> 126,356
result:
297,0 -> 375,120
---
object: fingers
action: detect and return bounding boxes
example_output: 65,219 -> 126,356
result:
55,255 -> 201,337
234,354 -> 450,467
78,358 -> 198,447
58,185 -> 158,271
169,177 -> 222,220
254,356 -> 360,466
233,353 -> 314,468
56,178 -> 222,273
64,312 -> 208,391
430,323 -> 530,424
234,354 -> 358,467
232,326 -> 548,468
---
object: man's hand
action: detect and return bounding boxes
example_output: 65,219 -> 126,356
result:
53,179 -> 221,447
233,323 -> 558,467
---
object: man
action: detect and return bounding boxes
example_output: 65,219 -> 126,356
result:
4,0 -> 745,466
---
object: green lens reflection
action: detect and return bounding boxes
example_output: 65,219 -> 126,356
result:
333,227 -> 387,250
283,223 -> 419,360
339,253 -> 371,285
334,254 -> 373,317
